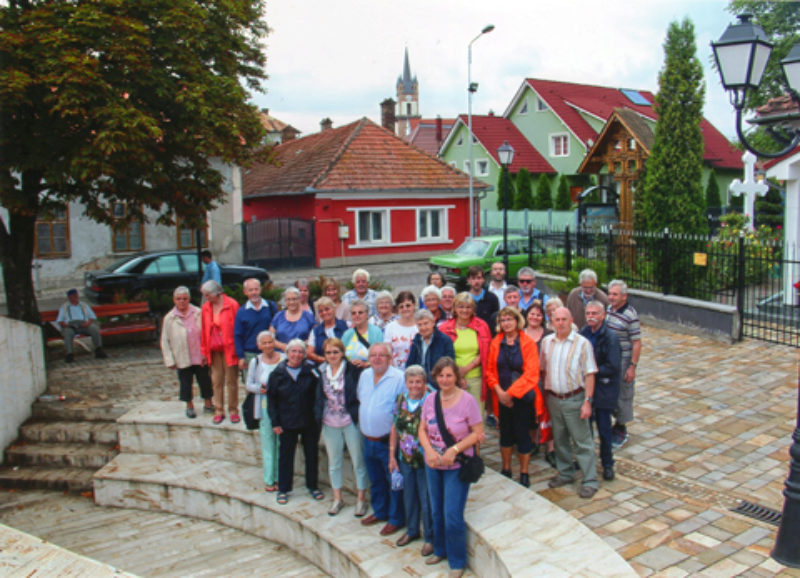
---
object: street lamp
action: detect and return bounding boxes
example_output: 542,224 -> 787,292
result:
468,23 -> 495,238
497,141 -> 514,273
714,16 -> 800,569
711,13 -> 800,159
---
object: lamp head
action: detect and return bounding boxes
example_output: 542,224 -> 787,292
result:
781,43 -> 800,96
482,24 -> 495,35
712,13 -> 773,109
497,141 -> 515,167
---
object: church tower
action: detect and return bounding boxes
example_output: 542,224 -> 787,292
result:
395,48 -> 420,137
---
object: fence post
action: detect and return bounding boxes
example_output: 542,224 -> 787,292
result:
660,228 -> 671,295
606,227 -> 614,279
528,225 -> 533,268
241,222 -> 249,264
564,226 -> 572,274
736,232 -> 745,342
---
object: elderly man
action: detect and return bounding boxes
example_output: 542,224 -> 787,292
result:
566,269 -> 609,329
606,280 -> 642,449
504,285 -> 521,310
517,267 -> 548,311
579,301 -> 621,481
540,307 -> 598,498
488,261 -> 507,308
358,342 -> 406,535
405,309 -> 455,387
234,278 -> 278,376
467,265 -> 499,330
342,268 -> 377,318
439,285 -> 456,323
56,289 -> 107,362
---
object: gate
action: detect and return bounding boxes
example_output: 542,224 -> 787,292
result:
243,218 -> 315,269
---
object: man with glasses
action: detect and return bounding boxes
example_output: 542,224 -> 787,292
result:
358,343 -> 406,536
566,269 -> 609,330
517,267 -> 548,311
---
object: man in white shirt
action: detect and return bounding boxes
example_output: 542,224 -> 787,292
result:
488,262 -> 507,308
56,289 -> 107,362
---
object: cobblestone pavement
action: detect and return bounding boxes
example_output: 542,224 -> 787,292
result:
17,325 -> 800,576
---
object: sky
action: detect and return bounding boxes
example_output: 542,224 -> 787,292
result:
252,0 -> 743,140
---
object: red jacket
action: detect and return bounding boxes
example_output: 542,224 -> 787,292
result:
201,295 -> 240,366
439,315 -> 491,400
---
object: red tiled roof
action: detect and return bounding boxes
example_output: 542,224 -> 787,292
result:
762,145 -> 800,170
521,78 -> 742,170
243,118 -> 485,198
406,118 -> 455,156
457,114 -> 556,174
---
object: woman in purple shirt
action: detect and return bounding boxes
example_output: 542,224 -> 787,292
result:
418,357 -> 484,577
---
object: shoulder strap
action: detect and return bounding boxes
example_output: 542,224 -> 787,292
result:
434,392 -> 457,448
355,330 -> 371,350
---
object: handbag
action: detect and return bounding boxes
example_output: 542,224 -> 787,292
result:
434,392 -> 484,484
242,393 -> 259,430
209,324 -> 225,352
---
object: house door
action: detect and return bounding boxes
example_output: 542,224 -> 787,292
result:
243,218 -> 315,269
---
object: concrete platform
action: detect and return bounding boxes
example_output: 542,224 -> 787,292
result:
95,401 -> 635,577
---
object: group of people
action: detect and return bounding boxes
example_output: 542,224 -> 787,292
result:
157,263 -> 641,577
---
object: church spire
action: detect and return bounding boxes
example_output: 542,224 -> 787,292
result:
399,47 -> 416,95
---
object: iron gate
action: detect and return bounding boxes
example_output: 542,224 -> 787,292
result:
243,218 -> 315,269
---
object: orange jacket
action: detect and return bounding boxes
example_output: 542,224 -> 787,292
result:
486,331 -> 540,400
201,295 -> 240,367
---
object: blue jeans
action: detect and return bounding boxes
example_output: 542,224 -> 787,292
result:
363,438 -> 404,526
398,460 -> 432,543
321,422 -> 369,490
425,466 -> 470,571
593,408 -> 614,469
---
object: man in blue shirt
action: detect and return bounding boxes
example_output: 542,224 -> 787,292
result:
358,342 -> 406,536
201,250 -> 221,285
234,278 -> 277,376
517,267 -> 548,311
56,289 -> 107,362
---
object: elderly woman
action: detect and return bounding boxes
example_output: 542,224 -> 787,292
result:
545,296 -> 578,334
420,285 -> 445,325
439,285 -> 456,324
486,307 -> 540,488
342,268 -> 377,318
405,309 -> 455,388
246,331 -> 284,492
295,278 -> 314,314
270,287 -> 315,352
201,280 -> 240,424
419,357 -> 484,577
161,286 -> 214,418
307,296 -> 349,365
382,291 -> 418,368
370,290 -> 398,331
341,299 -> 383,370
314,338 -> 369,517
524,302 -> 555,466
389,365 -> 434,554
439,292 -> 491,417
322,278 -> 349,321
267,339 -> 322,505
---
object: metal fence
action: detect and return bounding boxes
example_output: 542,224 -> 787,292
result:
243,218 -> 315,270
529,226 -> 800,347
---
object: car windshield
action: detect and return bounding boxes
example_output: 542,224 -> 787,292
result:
106,255 -> 141,272
454,239 -> 490,258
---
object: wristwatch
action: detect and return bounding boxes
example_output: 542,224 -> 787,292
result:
585,396 -> 594,403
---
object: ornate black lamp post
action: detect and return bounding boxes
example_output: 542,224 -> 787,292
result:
497,141 -> 515,274
713,14 -> 800,568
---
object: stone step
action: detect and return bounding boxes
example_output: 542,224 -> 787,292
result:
0,465 -> 96,492
5,441 -> 117,469
20,420 -> 119,445
31,400 -> 123,423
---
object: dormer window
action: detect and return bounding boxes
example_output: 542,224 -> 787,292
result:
519,99 -> 529,115
456,135 -> 463,146
537,98 -> 548,111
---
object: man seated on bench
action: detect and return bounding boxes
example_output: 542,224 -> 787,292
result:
57,289 -> 108,363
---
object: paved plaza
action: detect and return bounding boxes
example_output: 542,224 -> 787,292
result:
1,317 -> 799,575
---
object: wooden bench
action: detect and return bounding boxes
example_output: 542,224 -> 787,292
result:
41,302 -> 157,348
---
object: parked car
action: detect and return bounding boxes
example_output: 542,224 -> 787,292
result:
84,250 -> 269,303
428,235 -> 546,288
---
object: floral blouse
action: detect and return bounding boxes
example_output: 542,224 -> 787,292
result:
393,392 -> 428,469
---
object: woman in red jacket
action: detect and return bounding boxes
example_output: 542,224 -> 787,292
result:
201,280 -> 240,424
485,307 -> 540,487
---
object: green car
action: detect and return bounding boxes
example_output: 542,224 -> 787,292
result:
428,235 -> 546,287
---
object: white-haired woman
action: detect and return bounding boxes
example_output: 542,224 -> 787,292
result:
341,299 -> 383,370
267,339 -> 322,505
161,286 -> 214,418
269,287 -> 315,352
342,268 -> 377,319
370,290 -> 398,331
420,285 -> 444,326
201,280 -> 240,424
246,330 -> 284,492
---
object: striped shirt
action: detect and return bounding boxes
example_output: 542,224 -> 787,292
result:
606,302 -> 641,359
540,330 -> 597,395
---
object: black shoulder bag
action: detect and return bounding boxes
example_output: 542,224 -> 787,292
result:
434,392 -> 484,484
242,357 -> 260,431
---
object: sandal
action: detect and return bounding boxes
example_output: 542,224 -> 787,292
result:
212,414 -> 224,424
264,484 -> 278,492
309,488 -> 324,501
277,492 -> 288,505
230,413 -> 241,424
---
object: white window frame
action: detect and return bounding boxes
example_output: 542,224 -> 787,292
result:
549,133 -> 570,157
463,160 -> 471,175
456,135 -> 463,146
417,207 -> 448,242
476,159 -> 489,177
537,97 -> 548,112
518,98 -> 529,115
354,208 -> 389,246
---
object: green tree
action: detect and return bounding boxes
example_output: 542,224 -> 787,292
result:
496,167 -> 516,210
729,192 -> 744,213
639,18 -> 707,234
0,0 -> 269,322
513,168 -> 534,210
755,181 -> 784,229
534,173 -> 552,210
555,174 -> 572,210
705,169 -> 722,208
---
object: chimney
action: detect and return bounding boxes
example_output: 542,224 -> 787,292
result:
381,98 -> 397,135
435,116 -> 443,145
320,117 -> 333,131
281,126 -> 299,142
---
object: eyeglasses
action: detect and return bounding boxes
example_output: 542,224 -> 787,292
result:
518,279 -> 534,284
398,303 -> 414,309
369,353 -> 390,358
324,350 -> 342,355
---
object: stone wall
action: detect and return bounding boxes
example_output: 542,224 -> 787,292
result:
0,318 -> 46,463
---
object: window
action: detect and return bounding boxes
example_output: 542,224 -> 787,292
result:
418,209 -> 445,241
456,135 -> 463,146
518,99 -> 529,114
449,161 -> 457,168
476,159 -> 489,176
177,218 -> 207,249
356,210 -> 387,244
143,254 -> 182,275
35,206 -> 70,258
550,134 -> 569,157
111,202 -> 144,252
628,138 -> 637,151
463,160 -> 471,175
537,98 -> 548,111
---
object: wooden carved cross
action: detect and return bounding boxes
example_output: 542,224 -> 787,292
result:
729,151 -> 769,230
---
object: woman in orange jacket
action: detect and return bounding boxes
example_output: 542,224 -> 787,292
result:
485,307 -> 540,487
201,280 -> 240,424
